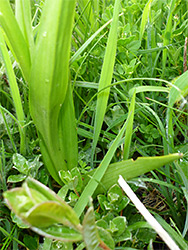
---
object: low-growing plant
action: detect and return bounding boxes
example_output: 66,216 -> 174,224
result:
0,0 -> 188,249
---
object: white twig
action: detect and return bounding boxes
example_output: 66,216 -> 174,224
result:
118,175 -> 180,250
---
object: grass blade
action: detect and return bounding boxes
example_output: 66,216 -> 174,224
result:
94,153 -> 182,195
139,0 -> 152,41
162,0 -> 176,73
74,116 -> 129,217
0,0 -> 31,82
15,0 -> 34,59
123,90 -> 136,160
91,0 -> 121,161
0,28 -> 25,154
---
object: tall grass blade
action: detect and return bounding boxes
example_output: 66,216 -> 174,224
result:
154,213 -> 188,250
91,0 -> 121,161
74,116 -> 129,217
123,90 -> 136,160
0,28 -> 25,154
139,0 -> 153,41
0,0 -> 31,82
29,0 -> 77,183
162,0 -> 176,73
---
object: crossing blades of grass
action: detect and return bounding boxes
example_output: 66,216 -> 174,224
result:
29,0 -> 77,183
162,0 -> 176,74
74,113 -> 129,217
0,28 -> 25,154
91,0 -> 121,163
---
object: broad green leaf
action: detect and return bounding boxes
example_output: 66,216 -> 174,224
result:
3,188 -> 34,215
4,178 -> 80,230
29,0 -> 77,183
93,153 -> 182,195
13,153 -> 28,174
7,174 -> 26,183
97,227 -> 115,250
82,204 -> 100,250
111,216 -> 127,236
26,201 -> 79,228
0,0 -> 31,82
32,225 -> 82,242
91,0 -> 121,161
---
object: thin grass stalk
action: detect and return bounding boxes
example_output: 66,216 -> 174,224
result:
91,0 -> 121,162
0,28 -> 26,154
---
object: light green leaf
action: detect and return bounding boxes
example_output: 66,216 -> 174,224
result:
29,0 -> 77,183
26,201 -> 80,228
82,204 -> 100,250
32,225 -> 82,242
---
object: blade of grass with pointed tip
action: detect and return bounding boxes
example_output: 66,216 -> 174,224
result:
74,116 -> 129,217
0,0 -> 31,82
129,86 -> 169,96
123,90 -> 136,160
29,0 -> 77,183
94,153 -> 182,195
70,15 -> 119,65
0,28 -> 25,154
139,0 -> 153,41
91,0 -> 121,162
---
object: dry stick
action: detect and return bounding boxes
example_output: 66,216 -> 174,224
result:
118,175 -> 181,250
183,37 -> 187,72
